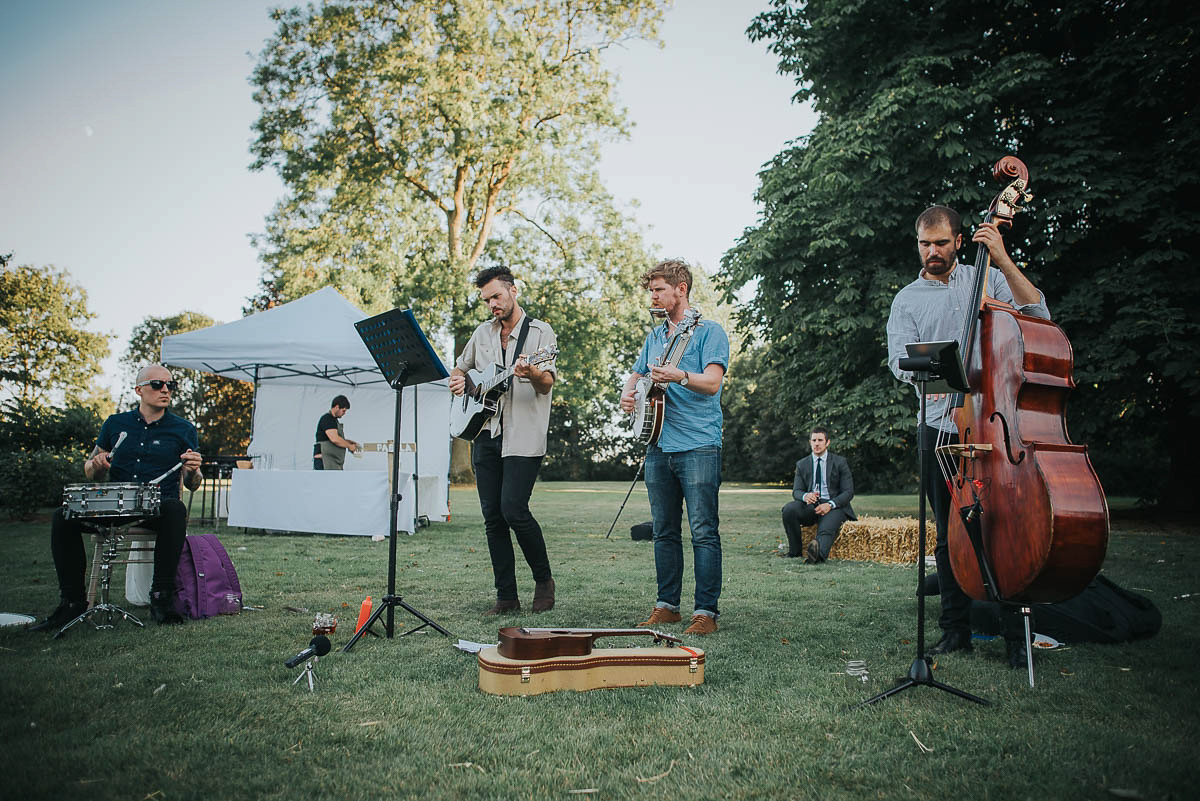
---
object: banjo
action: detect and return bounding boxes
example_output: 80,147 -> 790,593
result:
630,308 -> 701,445
450,346 -> 558,440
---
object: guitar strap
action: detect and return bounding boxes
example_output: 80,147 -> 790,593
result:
500,314 -> 533,393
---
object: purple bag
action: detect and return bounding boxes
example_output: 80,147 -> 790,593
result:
174,534 -> 243,619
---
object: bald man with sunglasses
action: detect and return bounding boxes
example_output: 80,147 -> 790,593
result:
30,365 -> 204,632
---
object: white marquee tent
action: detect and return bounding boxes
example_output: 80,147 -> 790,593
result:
160,288 -> 452,535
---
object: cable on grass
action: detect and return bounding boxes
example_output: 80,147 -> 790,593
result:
637,759 -> 678,783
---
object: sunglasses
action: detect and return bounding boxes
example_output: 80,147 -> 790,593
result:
137,380 -> 179,392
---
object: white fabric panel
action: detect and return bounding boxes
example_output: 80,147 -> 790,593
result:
228,469 -> 400,536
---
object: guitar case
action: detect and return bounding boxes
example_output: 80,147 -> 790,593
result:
478,645 -> 705,696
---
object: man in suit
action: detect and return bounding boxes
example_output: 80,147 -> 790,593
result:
781,427 -> 856,563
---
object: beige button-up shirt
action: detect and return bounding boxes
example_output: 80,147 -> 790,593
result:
455,312 -> 557,457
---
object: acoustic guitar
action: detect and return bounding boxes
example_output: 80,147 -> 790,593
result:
449,346 -> 558,440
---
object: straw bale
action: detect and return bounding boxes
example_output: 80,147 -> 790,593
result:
798,515 -> 932,565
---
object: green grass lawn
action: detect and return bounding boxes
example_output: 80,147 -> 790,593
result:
1,482 -> 1196,801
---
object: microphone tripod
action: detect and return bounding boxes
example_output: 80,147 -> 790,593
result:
859,343 -> 989,708
604,456 -> 645,539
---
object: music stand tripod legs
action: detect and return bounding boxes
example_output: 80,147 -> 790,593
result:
859,344 -> 988,708
342,307 -> 454,653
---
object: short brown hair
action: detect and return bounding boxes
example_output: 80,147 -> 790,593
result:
641,259 -> 694,296
915,205 -> 961,234
474,266 -> 516,289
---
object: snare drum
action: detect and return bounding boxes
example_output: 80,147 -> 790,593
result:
61,483 -> 161,520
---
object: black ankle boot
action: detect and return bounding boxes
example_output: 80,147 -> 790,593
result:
28,600 -> 87,633
150,592 -> 184,625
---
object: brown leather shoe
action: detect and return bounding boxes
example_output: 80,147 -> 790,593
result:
531,579 -> 555,613
636,607 -> 682,627
683,614 -> 718,636
484,598 -> 520,616
804,540 -> 823,564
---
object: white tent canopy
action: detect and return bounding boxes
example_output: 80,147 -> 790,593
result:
161,286 -> 390,386
160,288 -> 452,535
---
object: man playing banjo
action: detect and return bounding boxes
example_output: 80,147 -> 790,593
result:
29,365 -> 204,631
619,259 -> 729,636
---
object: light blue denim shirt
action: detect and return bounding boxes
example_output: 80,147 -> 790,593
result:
886,260 -> 1050,432
633,318 -> 730,452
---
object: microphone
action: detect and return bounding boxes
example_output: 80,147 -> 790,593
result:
284,635 -> 331,668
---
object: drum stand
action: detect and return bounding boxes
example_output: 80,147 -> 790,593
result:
55,523 -> 146,638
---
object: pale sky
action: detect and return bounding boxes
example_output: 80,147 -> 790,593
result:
0,0 -> 816,401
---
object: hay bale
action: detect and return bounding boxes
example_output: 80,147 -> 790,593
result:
799,515 -> 932,565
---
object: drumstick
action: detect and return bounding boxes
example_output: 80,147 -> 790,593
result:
108,431 -> 128,457
149,462 -> 183,485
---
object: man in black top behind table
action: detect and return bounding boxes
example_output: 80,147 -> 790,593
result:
314,395 -> 358,470
29,365 -> 204,630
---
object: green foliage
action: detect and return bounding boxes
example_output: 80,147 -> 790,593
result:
0,398 -> 103,454
249,0 -> 671,477
249,0 -> 666,321
720,0 -> 1200,502
0,261 -> 111,405
123,313 -> 254,455
0,448 -> 84,518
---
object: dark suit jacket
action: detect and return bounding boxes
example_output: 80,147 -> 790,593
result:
791,452 -> 856,520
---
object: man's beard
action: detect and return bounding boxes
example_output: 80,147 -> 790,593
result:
923,258 -> 952,276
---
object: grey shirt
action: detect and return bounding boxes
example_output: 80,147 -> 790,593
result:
455,312 -> 557,457
886,260 -> 1050,432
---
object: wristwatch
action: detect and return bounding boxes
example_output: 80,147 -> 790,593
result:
679,372 -> 690,387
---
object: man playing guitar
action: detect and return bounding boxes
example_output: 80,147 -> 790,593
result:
619,259 -> 729,636
449,266 -> 558,616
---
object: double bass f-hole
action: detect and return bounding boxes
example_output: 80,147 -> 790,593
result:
986,411 -> 1026,466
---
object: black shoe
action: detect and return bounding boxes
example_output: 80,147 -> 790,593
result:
28,601 -> 87,633
1006,636 -> 1030,669
927,630 -> 973,656
149,595 -> 184,625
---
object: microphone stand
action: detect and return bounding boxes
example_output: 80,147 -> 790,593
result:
858,345 -> 989,708
291,654 -> 320,692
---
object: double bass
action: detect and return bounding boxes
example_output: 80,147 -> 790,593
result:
941,156 -> 1109,605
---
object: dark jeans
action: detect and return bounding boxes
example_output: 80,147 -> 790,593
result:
472,433 -> 551,600
921,424 -> 1023,640
50,498 -> 189,603
781,500 -> 849,558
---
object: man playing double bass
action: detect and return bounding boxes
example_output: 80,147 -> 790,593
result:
886,205 -> 1050,668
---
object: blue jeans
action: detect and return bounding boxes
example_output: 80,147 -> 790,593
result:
644,444 -> 722,617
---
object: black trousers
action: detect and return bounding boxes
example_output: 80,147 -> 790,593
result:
50,498 -> 188,604
472,433 -> 552,600
781,500 -> 849,558
921,424 -> 1024,640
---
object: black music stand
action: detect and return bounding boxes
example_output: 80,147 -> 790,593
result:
859,340 -> 989,707
341,308 -> 453,652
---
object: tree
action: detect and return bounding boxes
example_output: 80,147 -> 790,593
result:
719,0 -> 1200,504
123,313 -> 254,456
249,0 -> 668,478
0,259 -> 110,405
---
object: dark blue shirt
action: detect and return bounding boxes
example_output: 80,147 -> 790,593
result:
96,409 -> 198,500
